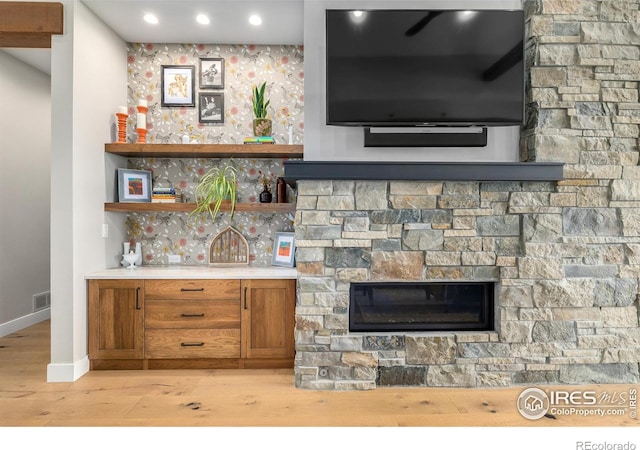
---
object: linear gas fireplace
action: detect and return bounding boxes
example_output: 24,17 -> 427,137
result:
349,282 -> 495,332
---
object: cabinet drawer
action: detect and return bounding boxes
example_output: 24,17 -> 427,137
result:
145,279 -> 240,300
145,329 -> 240,359
145,299 -> 240,329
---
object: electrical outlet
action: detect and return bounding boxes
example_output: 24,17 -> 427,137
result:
101,224 -> 109,238
168,254 -> 181,264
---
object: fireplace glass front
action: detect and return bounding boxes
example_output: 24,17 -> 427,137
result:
349,282 -> 494,332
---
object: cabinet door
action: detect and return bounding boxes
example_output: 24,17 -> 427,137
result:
88,279 -> 144,360
241,279 -> 295,359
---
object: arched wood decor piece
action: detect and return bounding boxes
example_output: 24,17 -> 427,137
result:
209,226 -> 249,266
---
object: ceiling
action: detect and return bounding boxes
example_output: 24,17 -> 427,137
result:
3,0 -> 304,75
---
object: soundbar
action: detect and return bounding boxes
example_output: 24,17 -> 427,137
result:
364,126 -> 488,147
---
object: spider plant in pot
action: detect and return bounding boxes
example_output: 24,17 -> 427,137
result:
252,81 -> 272,136
190,161 -> 237,222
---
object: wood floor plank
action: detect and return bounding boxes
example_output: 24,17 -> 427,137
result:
0,320 -> 638,430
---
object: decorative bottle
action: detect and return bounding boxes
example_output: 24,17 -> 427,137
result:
259,184 -> 272,203
276,177 -> 286,203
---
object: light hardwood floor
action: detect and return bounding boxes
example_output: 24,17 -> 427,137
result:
1,320 -> 638,432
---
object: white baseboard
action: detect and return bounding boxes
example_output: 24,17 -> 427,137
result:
0,308 -> 50,338
47,356 -> 90,382
1,309 -> 90,382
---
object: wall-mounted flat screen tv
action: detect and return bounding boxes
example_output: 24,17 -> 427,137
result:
326,9 -> 525,127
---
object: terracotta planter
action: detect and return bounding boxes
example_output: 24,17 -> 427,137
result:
253,118 -> 272,137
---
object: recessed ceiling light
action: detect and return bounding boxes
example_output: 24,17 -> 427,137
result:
249,14 -> 262,26
196,14 -> 210,25
143,13 -> 158,25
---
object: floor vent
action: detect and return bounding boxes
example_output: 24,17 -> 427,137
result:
33,291 -> 51,312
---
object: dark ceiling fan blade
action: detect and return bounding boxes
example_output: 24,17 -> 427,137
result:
405,11 -> 443,36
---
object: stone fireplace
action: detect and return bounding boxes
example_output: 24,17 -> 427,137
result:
292,178 -> 640,390
288,0 -> 640,390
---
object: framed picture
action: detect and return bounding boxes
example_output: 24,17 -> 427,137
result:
199,92 -> 224,124
199,58 -> 224,89
117,168 -> 152,203
161,65 -> 195,107
272,232 -> 296,267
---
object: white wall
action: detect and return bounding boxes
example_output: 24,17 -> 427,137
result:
0,51 -> 51,335
48,0 -> 127,382
303,0 -> 522,162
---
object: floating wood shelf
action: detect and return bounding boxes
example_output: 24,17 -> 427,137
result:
105,143 -> 303,159
104,202 -> 295,213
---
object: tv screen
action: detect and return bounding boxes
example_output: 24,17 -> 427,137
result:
326,9 -> 525,127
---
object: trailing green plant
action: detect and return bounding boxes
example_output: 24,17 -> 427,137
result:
190,161 -> 237,221
252,81 -> 270,119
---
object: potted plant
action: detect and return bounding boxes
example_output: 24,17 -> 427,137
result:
252,81 -> 272,136
190,161 -> 237,221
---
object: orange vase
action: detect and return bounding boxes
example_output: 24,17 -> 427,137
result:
115,113 -> 128,143
136,128 -> 147,143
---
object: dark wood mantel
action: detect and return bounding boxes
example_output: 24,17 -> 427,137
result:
283,160 -> 564,185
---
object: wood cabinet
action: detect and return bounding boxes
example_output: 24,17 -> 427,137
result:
87,277 -> 296,370
144,279 -> 241,360
94,144 -> 300,369
88,279 -> 144,367
241,279 -> 296,362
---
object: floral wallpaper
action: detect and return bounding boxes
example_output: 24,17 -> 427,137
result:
126,43 -> 304,144
124,157 -> 295,266
122,43 -> 303,266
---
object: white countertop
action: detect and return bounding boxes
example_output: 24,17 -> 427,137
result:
85,265 -> 297,280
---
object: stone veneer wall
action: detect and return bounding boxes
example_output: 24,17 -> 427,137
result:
293,0 -> 640,390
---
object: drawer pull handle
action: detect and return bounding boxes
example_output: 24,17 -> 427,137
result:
181,288 -> 205,292
181,342 -> 205,347
181,313 -> 205,318
135,287 -> 141,310
244,286 -> 248,310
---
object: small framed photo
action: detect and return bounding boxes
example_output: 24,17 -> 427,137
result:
117,168 -> 152,203
199,58 -> 224,89
161,65 -> 195,107
199,92 -> 224,124
272,232 -> 296,267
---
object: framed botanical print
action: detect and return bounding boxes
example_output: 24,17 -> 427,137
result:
199,92 -> 224,124
199,58 -> 225,89
161,65 -> 195,107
